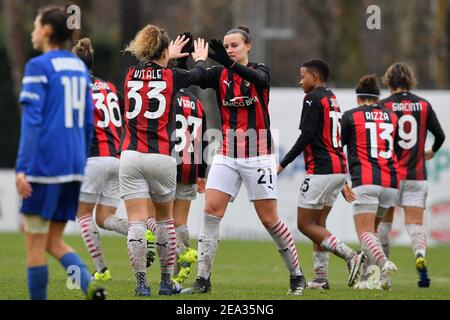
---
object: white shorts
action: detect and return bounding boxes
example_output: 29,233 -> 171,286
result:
176,183 -> 198,201
353,185 -> 398,216
80,157 -> 120,207
297,174 -> 347,210
206,154 -> 277,202
119,151 -> 176,203
398,180 -> 428,208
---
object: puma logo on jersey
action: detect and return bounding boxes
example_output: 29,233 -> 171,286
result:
306,100 -> 313,106
223,80 -> 232,88
268,186 -> 274,191
156,241 -> 168,248
129,239 -> 143,243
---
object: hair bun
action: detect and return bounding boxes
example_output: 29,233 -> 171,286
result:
237,25 -> 250,34
360,74 -> 378,89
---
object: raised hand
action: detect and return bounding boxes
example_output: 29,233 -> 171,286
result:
192,38 -> 208,62
208,38 -> 234,68
169,34 -> 190,60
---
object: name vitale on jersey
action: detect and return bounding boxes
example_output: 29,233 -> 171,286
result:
170,127 -> 278,164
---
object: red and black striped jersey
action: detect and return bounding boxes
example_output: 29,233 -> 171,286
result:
173,89 -> 207,184
120,61 -> 205,155
199,63 -> 272,158
89,76 -> 124,158
342,104 -> 399,188
299,87 -> 348,175
381,92 -> 443,181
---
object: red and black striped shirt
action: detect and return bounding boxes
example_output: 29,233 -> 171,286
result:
120,61 -> 205,155
89,76 -> 124,158
342,104 -> 399,188
381,92 -> 444,181
173,89 -> 207,184
299,87 -> 347,175
199,63 -> 271,158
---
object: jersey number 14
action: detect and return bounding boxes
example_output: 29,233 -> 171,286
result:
62,76 -> 86,128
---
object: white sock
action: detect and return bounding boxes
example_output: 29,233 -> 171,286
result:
377,222 -> 392,258
176,225 -> 190,256
147,217 -> 157,234
197,214 -> 221,280
266,220 -> 302,277
103,215 -> 128,235
320,234 -> 356,262
78,215 -> 105,273
360,232 -> 387,268
405,224 -> 427,258
313,251 -> 329,280
127,221 -> 147,277
156,219 -> 177,277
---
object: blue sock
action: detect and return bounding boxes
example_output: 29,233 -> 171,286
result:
59,252 -> 91,294
27,265 -> 48,300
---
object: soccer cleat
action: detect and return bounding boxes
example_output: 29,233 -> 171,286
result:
288,275 -> 307,296
416,255 -> 431,288
159,280 -> 182,296
347,252 -> 365,287
146,230 -> 156,268
86,281 -> 107,300
180,276 -> 212,294
307,278 -> 330,290
380,260 -> 398,290
172,248 -> 198,285
92,267 -> 112,281
135,285 -> 151,297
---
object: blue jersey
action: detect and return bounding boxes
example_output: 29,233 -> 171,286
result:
16,50 -> 94,183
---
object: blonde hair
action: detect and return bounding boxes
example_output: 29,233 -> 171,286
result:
124,24 -> 169,62
382,62 -> 417,91
72,38 -> 94,70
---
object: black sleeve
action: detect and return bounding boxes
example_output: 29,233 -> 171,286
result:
280,131 -> 315,169
198,110 -> 208,179
175,60 -> 207,89
341,111 -> 352,147
299,94 -> 322,133
427,106 -> 446,152
117,90 -> 125,118
229,63 -> 270,88
197,66 -> 222,90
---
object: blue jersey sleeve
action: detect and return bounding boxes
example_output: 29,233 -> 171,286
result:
16,60 -> 47,173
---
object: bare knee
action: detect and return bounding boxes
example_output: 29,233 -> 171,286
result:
204,200 -> 226,217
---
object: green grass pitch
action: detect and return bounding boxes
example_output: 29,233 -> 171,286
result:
0,232 -> 449,300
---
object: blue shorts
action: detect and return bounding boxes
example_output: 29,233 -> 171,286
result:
21,182 -> 81,222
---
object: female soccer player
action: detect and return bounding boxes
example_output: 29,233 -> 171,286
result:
277,59 -> 364,290
72,38 -> 128,281
341,74 -> 399,290
171,88 -> 207,285
15,6 -> 104,300
378,63 -> 445,287
183,26 -> 306,296
121,24 -> 208,296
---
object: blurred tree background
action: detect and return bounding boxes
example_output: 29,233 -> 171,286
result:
1,0 -> 449,167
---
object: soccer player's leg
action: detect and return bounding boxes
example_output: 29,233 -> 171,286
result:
182,157 -> 238,294
172,192 -> 197,285
77,201 -> 110,281
377,207 -> 395,258
404,206 -> 430,287
145,201 -> 157,268
23,215 -> 50,300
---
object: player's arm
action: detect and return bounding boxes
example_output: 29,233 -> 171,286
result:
15,60 -> 47,197
198,109 -> 208,193
84,78 -> 94,155
208,39 -> 270,87
425,106 -> 446,160
278,95 -> 321,173
340,111 -> 352,147
176,38 -> 209,89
